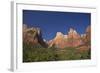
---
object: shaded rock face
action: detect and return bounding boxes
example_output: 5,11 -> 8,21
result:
86,25 -> 91,44
23,24 -> 48,48
78,25 -> 91,51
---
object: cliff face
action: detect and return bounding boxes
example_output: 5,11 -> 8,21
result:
78,25 -> 91,51
23,24 -> 48,48
66,28 -> 82,47
52,32 -> 67,48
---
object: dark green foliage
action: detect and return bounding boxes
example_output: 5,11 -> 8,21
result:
23,42 -> 57,62
23,43 -> 91,62
80,49 -> 91,59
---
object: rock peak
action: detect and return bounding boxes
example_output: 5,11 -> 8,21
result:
56,32 -> 63,36
68,28 -> 77,34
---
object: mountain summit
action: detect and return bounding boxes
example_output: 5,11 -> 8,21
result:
48,28 -> 83,48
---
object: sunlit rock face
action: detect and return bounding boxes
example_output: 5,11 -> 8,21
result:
48,28 -> 83,48
53,32 -> 66,48
67,28 -> 82,47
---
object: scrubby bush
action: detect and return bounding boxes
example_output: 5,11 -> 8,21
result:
23,43 -> 91,62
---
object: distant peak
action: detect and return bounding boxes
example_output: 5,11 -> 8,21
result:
56,32 -> 63,36
70,28 -> 74,31
69,28 -> 74,32
68,28 -> 77,34
54,32 -> 64,40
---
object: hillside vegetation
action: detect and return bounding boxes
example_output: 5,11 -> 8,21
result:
23,42 -> 90,62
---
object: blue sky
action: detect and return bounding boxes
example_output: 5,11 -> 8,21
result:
23,10 -> 91,41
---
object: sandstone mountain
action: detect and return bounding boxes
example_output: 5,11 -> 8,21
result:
48,32 -> 67,48
78,25 -> 91,51
23,24 -> 48,48
23,24 -> 91,50
48,28 -> 83,48
67,28 -> 82,47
